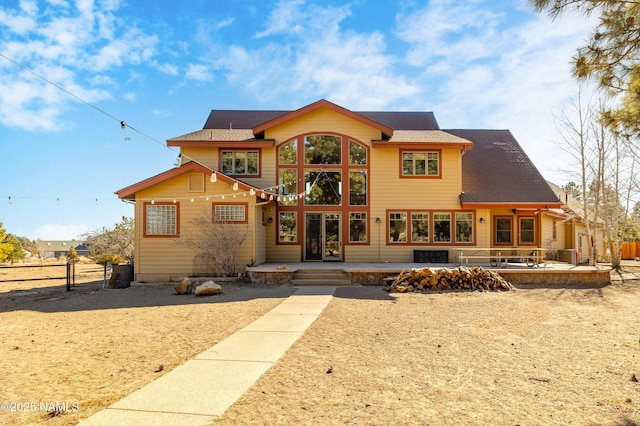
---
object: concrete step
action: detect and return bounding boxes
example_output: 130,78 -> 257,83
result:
292,269 -> 352,286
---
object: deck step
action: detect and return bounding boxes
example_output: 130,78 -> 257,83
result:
291,269 -> 352,286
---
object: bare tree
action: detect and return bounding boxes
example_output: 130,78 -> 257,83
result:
176,209 -> 250,277
34,239 -> 53,266
85,217 -> 134,264
555,88 -> 599,265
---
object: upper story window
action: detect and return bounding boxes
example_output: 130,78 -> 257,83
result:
304,135 -> 341,165
144,202 -> 179,237
279,139 -> 297,165
402,151 -> 439,177
221,150 -> 259,175
349,140 -> 367,165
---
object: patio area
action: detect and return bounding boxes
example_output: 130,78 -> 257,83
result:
246,261 -> 614,287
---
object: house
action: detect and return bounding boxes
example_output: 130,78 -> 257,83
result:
37,240 -> 90,259
545,182 -> 607,263
116,99 -> 562,282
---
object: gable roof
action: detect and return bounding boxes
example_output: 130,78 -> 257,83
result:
197,99 -> 439,139
115,162 -> 260,201
454,129 -> 562,208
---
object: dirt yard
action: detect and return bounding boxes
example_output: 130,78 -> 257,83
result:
1,263 -> 639,425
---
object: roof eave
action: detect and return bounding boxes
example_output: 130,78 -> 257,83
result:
252,99 -> 394,136
459,201 -> 564,209
115,163 -> 260,201
167,139 -> 275,148
371,141 -> 473,150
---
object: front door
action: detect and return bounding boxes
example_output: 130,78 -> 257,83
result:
305,213 -> 341,261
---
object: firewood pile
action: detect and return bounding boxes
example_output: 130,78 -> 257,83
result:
384,266 -> 514,292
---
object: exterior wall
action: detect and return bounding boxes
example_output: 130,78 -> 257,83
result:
259,107 -> 471,263
541,215 -> 567,260
138,105 -> 556,272
181,146 -> 277,192
132,172 -> 257,282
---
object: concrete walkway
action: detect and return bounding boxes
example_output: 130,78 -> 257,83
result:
81,286 -> 337,425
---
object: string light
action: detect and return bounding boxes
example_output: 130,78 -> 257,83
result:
121,121 -> 131,141
1,52 -> 328,210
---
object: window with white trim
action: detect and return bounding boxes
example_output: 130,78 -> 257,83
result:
455,212 -> 473,243
433,212 -> 451,242
221,151 -> 259,175
389,212 -> 407,242
349,212 -> 367,242
402,152 -> 439,176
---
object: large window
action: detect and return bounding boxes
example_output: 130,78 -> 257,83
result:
304,135 -> 341,165
279,212 -> 297,242
145,203 -> 178,237
455,212 -> 473,243
349,212 -> 367,242
411,212 -> 429,242
495,217 -> 512,245
433,213 -> 451,242
349,170 -> 367,206
349,140 -> 367,165
305,170 -> 341,205
214,204 -> 246,223
279,169 -> 298,206
221,151 -> 259,175
519,217 -> 536,244
389,212 -> 407,243
402,151 -> 439,176
279,139 -> 297,165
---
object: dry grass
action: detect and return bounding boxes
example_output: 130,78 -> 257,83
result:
1,263 -> 639,425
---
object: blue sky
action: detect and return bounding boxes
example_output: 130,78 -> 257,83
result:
0,0 -> 595,240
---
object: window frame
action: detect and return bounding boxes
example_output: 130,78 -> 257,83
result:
518,216 -> 537,245
455,212 -> 474,244
143,202 -> 179,238
219,149 -> 261,177
400,149 -> 441,178
212,203 -> 248,224
278,211 -> 298,243
411,212 -> 430,243
494,216 -> 513,246
432,212 -> 452,243
388,211 -> 408,243
349,212 -> 368,243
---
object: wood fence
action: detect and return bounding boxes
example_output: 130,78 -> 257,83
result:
621,242 -> 640,260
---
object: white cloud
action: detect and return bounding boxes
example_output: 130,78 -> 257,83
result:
391,0 -> 598,183
33,223 -> 90,240
0,0 -> 159,131
185,63 -> 213,82
216,1 -> 420,109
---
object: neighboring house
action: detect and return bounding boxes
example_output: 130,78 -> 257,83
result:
38,240 -> 90,259
117,99 -> 562,282
545,182 -> 607,263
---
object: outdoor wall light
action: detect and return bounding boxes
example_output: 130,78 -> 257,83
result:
479,217 -> 486,224
375,217 -> 381,224
267,217 -> 273,224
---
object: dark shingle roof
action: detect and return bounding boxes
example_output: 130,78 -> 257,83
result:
451,129 -> 561,205
203,110 -> 439,130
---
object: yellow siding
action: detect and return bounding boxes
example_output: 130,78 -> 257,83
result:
181,146 -> 277,191
264,107 -> 382,143
133,173 -> 257,281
